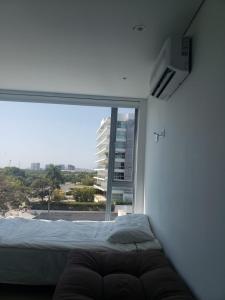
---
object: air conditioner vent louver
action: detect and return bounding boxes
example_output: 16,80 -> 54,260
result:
150,36 -> 191,100
152,67 -> 176,98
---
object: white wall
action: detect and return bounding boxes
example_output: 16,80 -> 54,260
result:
144,1 -> 225,300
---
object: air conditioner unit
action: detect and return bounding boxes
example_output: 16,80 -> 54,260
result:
149,36 -> 191,100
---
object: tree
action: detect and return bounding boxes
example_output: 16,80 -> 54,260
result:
81,174 -> 95,186
46,165 -> 64,192
31,177 -> 50,201
4,167 -> 26,179
45,165 -> 64,213
0,173 -> 28,213
52,189 -> 65,201
45,165 -> 64,191
73,187 -> 96,202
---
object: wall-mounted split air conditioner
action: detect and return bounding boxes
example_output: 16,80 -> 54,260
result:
149,36 -> 191,100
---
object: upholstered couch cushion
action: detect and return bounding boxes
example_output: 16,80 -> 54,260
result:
53,249 -> 195,300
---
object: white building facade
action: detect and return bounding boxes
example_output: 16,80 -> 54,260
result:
94,113 -> 134,203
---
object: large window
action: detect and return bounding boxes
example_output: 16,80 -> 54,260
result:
114,162 -> 125,169
115,152 -> 125,159
0,100 -> 138,221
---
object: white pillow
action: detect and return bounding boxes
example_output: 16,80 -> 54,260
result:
115,214 -> 154,234
107,228 -> 154,244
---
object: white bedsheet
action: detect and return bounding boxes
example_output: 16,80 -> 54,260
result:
0,213 -> 160,250
0,214 -> 161,285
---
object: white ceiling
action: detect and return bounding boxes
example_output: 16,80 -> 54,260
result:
0,0 -> 202,99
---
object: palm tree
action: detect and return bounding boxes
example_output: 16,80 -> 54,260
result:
46,165 -> 64,190
45,165 -> 64,215
31,177 -> 50,202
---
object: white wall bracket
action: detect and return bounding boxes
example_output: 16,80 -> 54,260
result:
153,129 -> 165,142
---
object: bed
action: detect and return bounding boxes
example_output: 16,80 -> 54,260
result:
0,214 -> 161,285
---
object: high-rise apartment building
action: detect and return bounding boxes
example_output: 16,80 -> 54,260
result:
67,164 -> 76,171
31,163 -> 40,170
56,164 -> 66,171
94,113 -> 134,202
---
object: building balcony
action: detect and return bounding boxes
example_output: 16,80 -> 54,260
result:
95,169 -> 107,177
93,176 -> 105,181
116,137 -> 126,142
96,127 -> 110,141
114,169 -> 125,172
115,158 -> 125,162
96,137 -> 109,149
95,157 -> 108,163
93,183 -> 107,192
96,118 -> 110,134
115,147 -> 126,152
96,147 -> 108,156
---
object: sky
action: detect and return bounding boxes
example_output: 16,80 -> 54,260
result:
0,101 -> 111,169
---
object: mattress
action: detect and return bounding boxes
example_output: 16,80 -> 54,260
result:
0,214 -> 161,285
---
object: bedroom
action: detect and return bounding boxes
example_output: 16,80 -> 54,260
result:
0,1 -> 225,300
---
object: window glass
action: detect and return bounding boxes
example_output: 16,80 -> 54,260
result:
0,102 -> 137,221
115,152 -> 125,159
0,101 -> 111,221
116,121 -> 126,129
116,130 -> 126,139
115,141 -> 126,148
110,108 -> 136,217
114,162 -> 125,169
114,172 -> 125,180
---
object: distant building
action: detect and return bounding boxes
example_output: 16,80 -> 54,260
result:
56,164 -> 66,171
94,113 -> 134,202
45,164 -> 75,171
67,164 -> 76,171
31,163 -> 40,170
